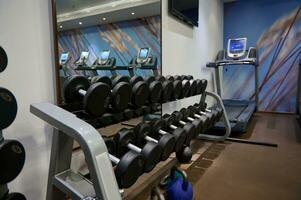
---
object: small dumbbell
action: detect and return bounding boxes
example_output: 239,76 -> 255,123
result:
162,113 -> 195,145
134,122 -> 175,161
104,137 -> 145,188
179,108 -> 206,137
166,75 -> 190,98
114,129 -> 162,173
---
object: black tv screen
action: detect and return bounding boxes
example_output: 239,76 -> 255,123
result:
169,0 -> 199,27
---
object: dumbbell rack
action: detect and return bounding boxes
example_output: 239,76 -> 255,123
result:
30,103 -> 122,200
0,131 -> 8,199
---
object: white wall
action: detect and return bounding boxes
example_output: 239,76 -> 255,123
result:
162,0 -> 224,112
0,0 -> 55,199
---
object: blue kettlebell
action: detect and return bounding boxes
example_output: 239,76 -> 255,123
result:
166,169 -> 193,200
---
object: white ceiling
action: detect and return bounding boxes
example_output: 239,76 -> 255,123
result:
56,0 -> 160,31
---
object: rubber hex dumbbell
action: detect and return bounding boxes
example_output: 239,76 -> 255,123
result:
163,76 -> 182,100
143,76 -> 163,103
104,137 -> 145,188
162,113 -> 195,146
92,75 -> 131,112
155,76 -> 174,102
114,129 -> 162,173
196,103 -> 223,123
134,122 -> 175,161
150,119 -> 186,153
179,108 -> 206,137
195,79 -> 207,95
172,111 -> 200,140
63,76 -> 111,116
166,75 -> 190,98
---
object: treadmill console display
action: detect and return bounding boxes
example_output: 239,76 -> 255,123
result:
227,38 -> 247,59
137,48 -> 151,64
60,52 -> 70,65
98,50 -> 110,65
75,51 -> 89,65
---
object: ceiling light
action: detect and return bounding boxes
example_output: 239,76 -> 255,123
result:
59,25 -> 63,29
131,12 -> 135,15
79,22 -> 82,25
102,17 -> 107,21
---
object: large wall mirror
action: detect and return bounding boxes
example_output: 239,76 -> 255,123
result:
53,0 -> 162,104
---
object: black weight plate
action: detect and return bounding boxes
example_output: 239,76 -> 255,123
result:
195,79 -> 203,94
0,46 -> 8,73
63,76 -> 90,103
144,76 -> 156,84
191,119 -> 203,138
93,76 -> 112,88
112,75 -> 129,87
181,80 -> 191,98
83,83 -> 111,116
183,123 -> 196,145
5,192 -> 27,200
155,76 -> 166,82
149,81 -> 162,103
181,75 -> 188,80
141,142 -> 162,172
162,114 -> 174,127
174,75 -> 182,81
150,119 -> 165,134
158,134 -> 176,161
130,76 -> 144,86
189,80 -> 197,96
131,81 -> 149,107
123,109 -> 134,120
0,88 -> 17,130
115,129 -> 135,155
161,81 -> 173,102
187,75 -> 194,80
176,146 -> 192,164
173,80 -> 182,99
115,151 -> 145,188
201,79 -> 208,93
98,113 -> 113,126
0,140 -> 25,184
166,75 -> 174,82
134,123 -> 151,146
103,137 -> 116,154
172,128 -> 187,152
111,82 -> 131,111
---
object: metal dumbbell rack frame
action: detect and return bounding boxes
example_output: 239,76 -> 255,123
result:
30,103 -> 122,200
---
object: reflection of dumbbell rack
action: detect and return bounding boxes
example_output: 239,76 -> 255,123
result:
0,47 -> 27,200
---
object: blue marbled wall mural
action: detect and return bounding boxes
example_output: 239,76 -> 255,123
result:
58,15 -> 161,77
224,0 -> 301,113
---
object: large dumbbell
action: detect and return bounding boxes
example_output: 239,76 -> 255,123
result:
179,108 -> 207,136
63,76 -> 111,116
166,76 -> 190,98
162,114 -> 195,145
143,76 -> 163,103
92,76 -> 132,111
176,75 -> 197,97
150,119 -> 186,153
134,122 -> 175,161
104,137 -> 144,188
114,129 -> 162,173
155,76 -> 174,102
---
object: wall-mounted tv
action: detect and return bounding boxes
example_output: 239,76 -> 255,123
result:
169,0 -> 199,27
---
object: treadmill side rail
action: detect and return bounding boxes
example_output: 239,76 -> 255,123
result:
30,102 -> 121,200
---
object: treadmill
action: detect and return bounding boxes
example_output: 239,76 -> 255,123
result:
207,38 -> 259,133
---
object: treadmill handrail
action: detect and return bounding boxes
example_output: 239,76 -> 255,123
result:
30,102 -> 121,200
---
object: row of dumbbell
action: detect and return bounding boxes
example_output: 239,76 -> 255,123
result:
101,103 -> 223,189
63,75 -> 208,117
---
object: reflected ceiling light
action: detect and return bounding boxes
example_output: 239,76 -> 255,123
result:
102,17 -> 107,21
59,25 -> 63,29
131,12 -> 135,15
79,21 -> 83,25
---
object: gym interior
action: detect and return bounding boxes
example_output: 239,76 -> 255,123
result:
0,0 -> 301,199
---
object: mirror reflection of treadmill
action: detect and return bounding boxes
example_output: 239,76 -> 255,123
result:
137,48 -> 151,64
75,51 -> 89,65
98,50 -> 110,65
